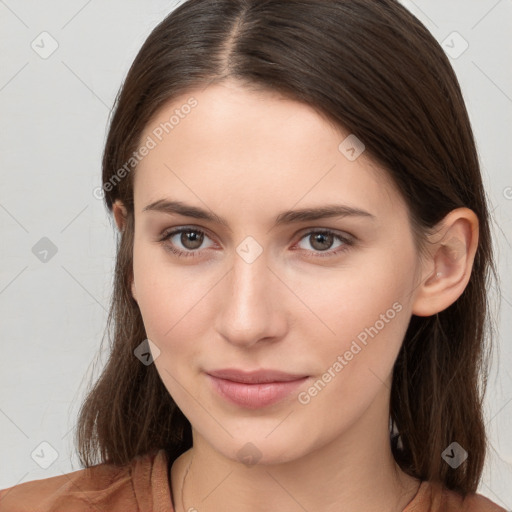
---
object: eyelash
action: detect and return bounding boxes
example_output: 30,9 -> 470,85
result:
158,226 -> 355,260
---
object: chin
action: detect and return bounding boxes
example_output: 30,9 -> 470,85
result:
202,432 -> 313,468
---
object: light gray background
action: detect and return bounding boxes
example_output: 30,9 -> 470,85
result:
1,0 -> 511,508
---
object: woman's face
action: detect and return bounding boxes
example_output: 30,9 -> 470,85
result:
128,80 -> 426,464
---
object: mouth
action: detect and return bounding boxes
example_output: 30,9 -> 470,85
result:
206,368 -> 310,409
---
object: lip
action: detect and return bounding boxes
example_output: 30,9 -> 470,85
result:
207,368 -> 309,384
206,369 -> 309,409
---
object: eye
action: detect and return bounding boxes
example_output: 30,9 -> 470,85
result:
294,229 -> 354,258
159,226 -> 215,258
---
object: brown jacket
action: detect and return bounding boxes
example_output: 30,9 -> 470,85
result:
0,449 -> 507,511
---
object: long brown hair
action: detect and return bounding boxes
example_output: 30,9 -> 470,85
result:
76,0 -> 500,496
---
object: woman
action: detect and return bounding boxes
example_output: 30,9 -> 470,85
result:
0,0 -> 506,510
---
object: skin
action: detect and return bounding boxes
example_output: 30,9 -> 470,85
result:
113,79 -> 479,512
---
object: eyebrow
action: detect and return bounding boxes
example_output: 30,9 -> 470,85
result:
142,199 -> 375,229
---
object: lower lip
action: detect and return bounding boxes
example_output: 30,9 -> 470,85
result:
207,374 -> 309,409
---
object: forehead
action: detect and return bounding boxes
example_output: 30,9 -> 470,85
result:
133,81 -> 408,226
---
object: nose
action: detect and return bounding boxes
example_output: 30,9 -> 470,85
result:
214,247 -> 288,348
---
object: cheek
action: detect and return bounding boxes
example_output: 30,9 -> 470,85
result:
295,257 -> 413,391
294,277 -> 410,423
132,242 -> 213,360
299,253 -> 410,337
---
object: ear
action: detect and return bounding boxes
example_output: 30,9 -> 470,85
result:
411,207 -> 479,317
112,200 -> 127,232
112,200 -> 137,303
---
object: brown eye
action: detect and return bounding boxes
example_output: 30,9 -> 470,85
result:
295,229 -> 353,257
309,232 -> 334,251
159,227 -> 215,258
179,229 -> 204,250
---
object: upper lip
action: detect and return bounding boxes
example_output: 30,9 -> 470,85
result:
207,368 -> 309,384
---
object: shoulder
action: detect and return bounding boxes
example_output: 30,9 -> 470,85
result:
437,481 -> 507,512
406,479 -> 508,512
0,449 -> 172,512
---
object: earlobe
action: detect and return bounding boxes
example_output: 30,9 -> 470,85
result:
411,207 -> 479,317
113,200 -> 128,232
